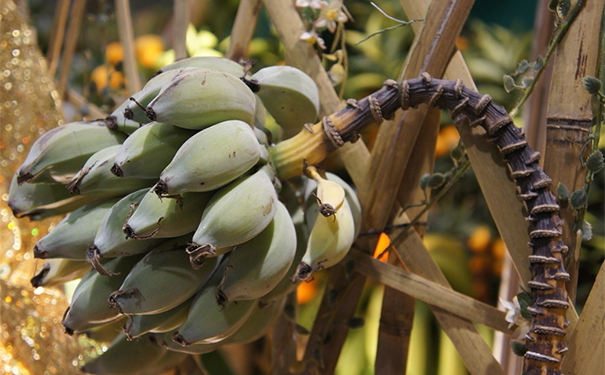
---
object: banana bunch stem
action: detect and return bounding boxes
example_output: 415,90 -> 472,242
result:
274,73 -> 570,374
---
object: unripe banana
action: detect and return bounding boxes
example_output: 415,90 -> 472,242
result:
172,275 -> 257,346
226,296 -> 286,345
108,239 -> 218,315
155,56 -> 245,78
87,189 -> 165,274
17,121 -> 127,184
151,331 -> 221,355
66,145 -> 154,196
111,122 -> 197,179
82,316 -> 128,344
154,120 -> 262,197
62,255 -> 142,334
30,258 -> 91,288
216,200 -> 296,304
33,197 -> 120,260
124,298 -> 192,339
145,69 -> 256,130
122,67 -> 198,124
304,165 -> 346,217
292,198 -> 357,282
123,191 -> 213,239
8,172 -> 100,220
80,333 -> 178,375
187,166 -> 278,269
251,65 -> 320,138
104,98 -> 143,135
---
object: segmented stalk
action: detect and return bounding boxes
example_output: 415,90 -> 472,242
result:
273,74 -> 570,375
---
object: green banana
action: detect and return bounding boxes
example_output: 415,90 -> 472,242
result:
187,166 -> 278,269
66,145 -> 154,196
30,258 -> 91,288
151,331 -> 221,355
292,198 -> 357,282
216,200 -> 296,305
122,67 -> 198,124
87,189 -> 165,274
154,120 -> 262,197
104,98 -> 143,135
225,296 -> 287,346
80,333 -> 179,375
145,69 -> 256,130
111,122 -> 197,179
124,298 -> 192,339
251,65 -> 319,139
123,191 -> 213,239
82,316 -> 128,344
108,239 -> 218,315
61,255 -> 142,334
33,197 -> 120,260
17,121 -> 127,184
172,275 -> 257,346
8,172 -> 100,220
304,165 -> 346,217
155,56 -> 245,78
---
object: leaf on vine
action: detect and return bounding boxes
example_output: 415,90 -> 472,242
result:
586,150 -> 604,173
419,173 -> 431,190
522,77 -> 534,88
581,221 -> 593,241
503,74 -> 516,93
569,189 -> 588,209
582,76 -> 602,95
511,340 -> 528,356
515,59 -> 530,74
557,182 -> 570,201
533,55 -> 545,71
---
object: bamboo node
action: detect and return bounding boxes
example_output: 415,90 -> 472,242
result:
322,116 -> 345,147
531,325 -> 567,336
400,80 -> 410,110
474,94 -> 492,115
346,98 -> 360,109
451,97 -> 469,118
368,95 -> 384,122
528,255 -> 561,264
454,79 -> 464,98
527,281 -> 555,290
421,72 -> 432,83
536,299 -> 570,309
427,84 -> 444,108
524,351 -> 561,363
487,116 -> 512,136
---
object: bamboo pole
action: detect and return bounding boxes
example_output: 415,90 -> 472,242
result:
226,0 -> 263,62
56,0 -> 86,97
543,0 -> 602,304
46,0 -> 70,78
115,0 -> 142,94
173,0 -> 189,60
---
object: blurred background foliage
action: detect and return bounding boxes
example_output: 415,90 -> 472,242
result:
24,1 -> 604,374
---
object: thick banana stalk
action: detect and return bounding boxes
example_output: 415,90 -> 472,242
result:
145,69 -> 256,130
292,198 -> 357,282
108,240 -> 218,315
87,189 -> 165,274
187,166 -> 278,269
112,122 -> 197,179
80,333 -> 181,375
17,121 -> 127,184
155,56 -> 245,78
172,275 -> 257,346
121,67 -> 198,124
304,165 -> 346,217
123,191 -> 213,239
33,197 -> 120,259
62,255 -> 142,334
216,200 -> 296,305
30,258 -> 91,288
154,119 -> 262,196
251,65 -> 320,139
7,172 -> 100,220
124,298 -> 192,339
66,145 -> 154,196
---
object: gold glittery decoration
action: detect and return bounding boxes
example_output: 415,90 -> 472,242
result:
0,1 -> 101,373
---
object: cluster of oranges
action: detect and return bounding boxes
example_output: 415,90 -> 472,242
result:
467,225 -> 506,302
90,35 -> 165,93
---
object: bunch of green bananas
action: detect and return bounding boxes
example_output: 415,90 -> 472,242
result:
8,56 -> 361,374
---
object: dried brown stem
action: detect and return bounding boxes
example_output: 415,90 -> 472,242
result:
56,0 -> 86,97
226,0 -> 262,62
115,0 -> 141,93
47,0 -> 70,78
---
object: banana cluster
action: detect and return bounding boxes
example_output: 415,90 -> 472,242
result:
8,56 -> 360,374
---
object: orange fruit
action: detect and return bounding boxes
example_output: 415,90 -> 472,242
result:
297,278 -> 318,304
467,225 -> 491,253
90,65 -> 125,92
434,125 -> 460,158
135,34 -> 165,68
105,42 -> 124,66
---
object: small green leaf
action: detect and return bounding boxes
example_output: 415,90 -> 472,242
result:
557,182 -> 570,201
557,0 -> 571,19
569,189 -> 588,209
450,145 -> 464,162
533,55 -> 545,71
420,173 -> 431,190
428,173 -> 446,189
503,74 -> 516,93
347,317 -> 365,329
511,340 -> 528,356
521,77 -> 534,88
581,221 -> 593,241
586,150 -> 604,173
517,292 -> 533,321
583,76 -> 602,95
516,60 -> 530,74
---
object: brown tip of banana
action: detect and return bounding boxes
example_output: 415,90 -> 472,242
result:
61,307 -> 74,335
145,107 -> 157,121
30,263 -> 50,287
104,116 -> 118,130
65,176 -> 81,195
172,332 -> 190,346
16,172 -> 34,185
290,262 -> 313,283
33,244 -> 47,259
153,180 -> 169,197
124,107 -> 134,120
122,224 -> 136,239
87,246 -> 120,277
186,243 -> 215,269
110,163 -> 123,177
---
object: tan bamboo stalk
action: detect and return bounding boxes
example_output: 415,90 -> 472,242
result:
226,0 -> 263,61
543,0 -> 602,305
115,0 -> 141,94
561,262 -> 605,374
173,0 -> 189,60
46,0 -> 70,78
347,249 -> 511,333
65,88 -> 107,119
56,0 -> 86,97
